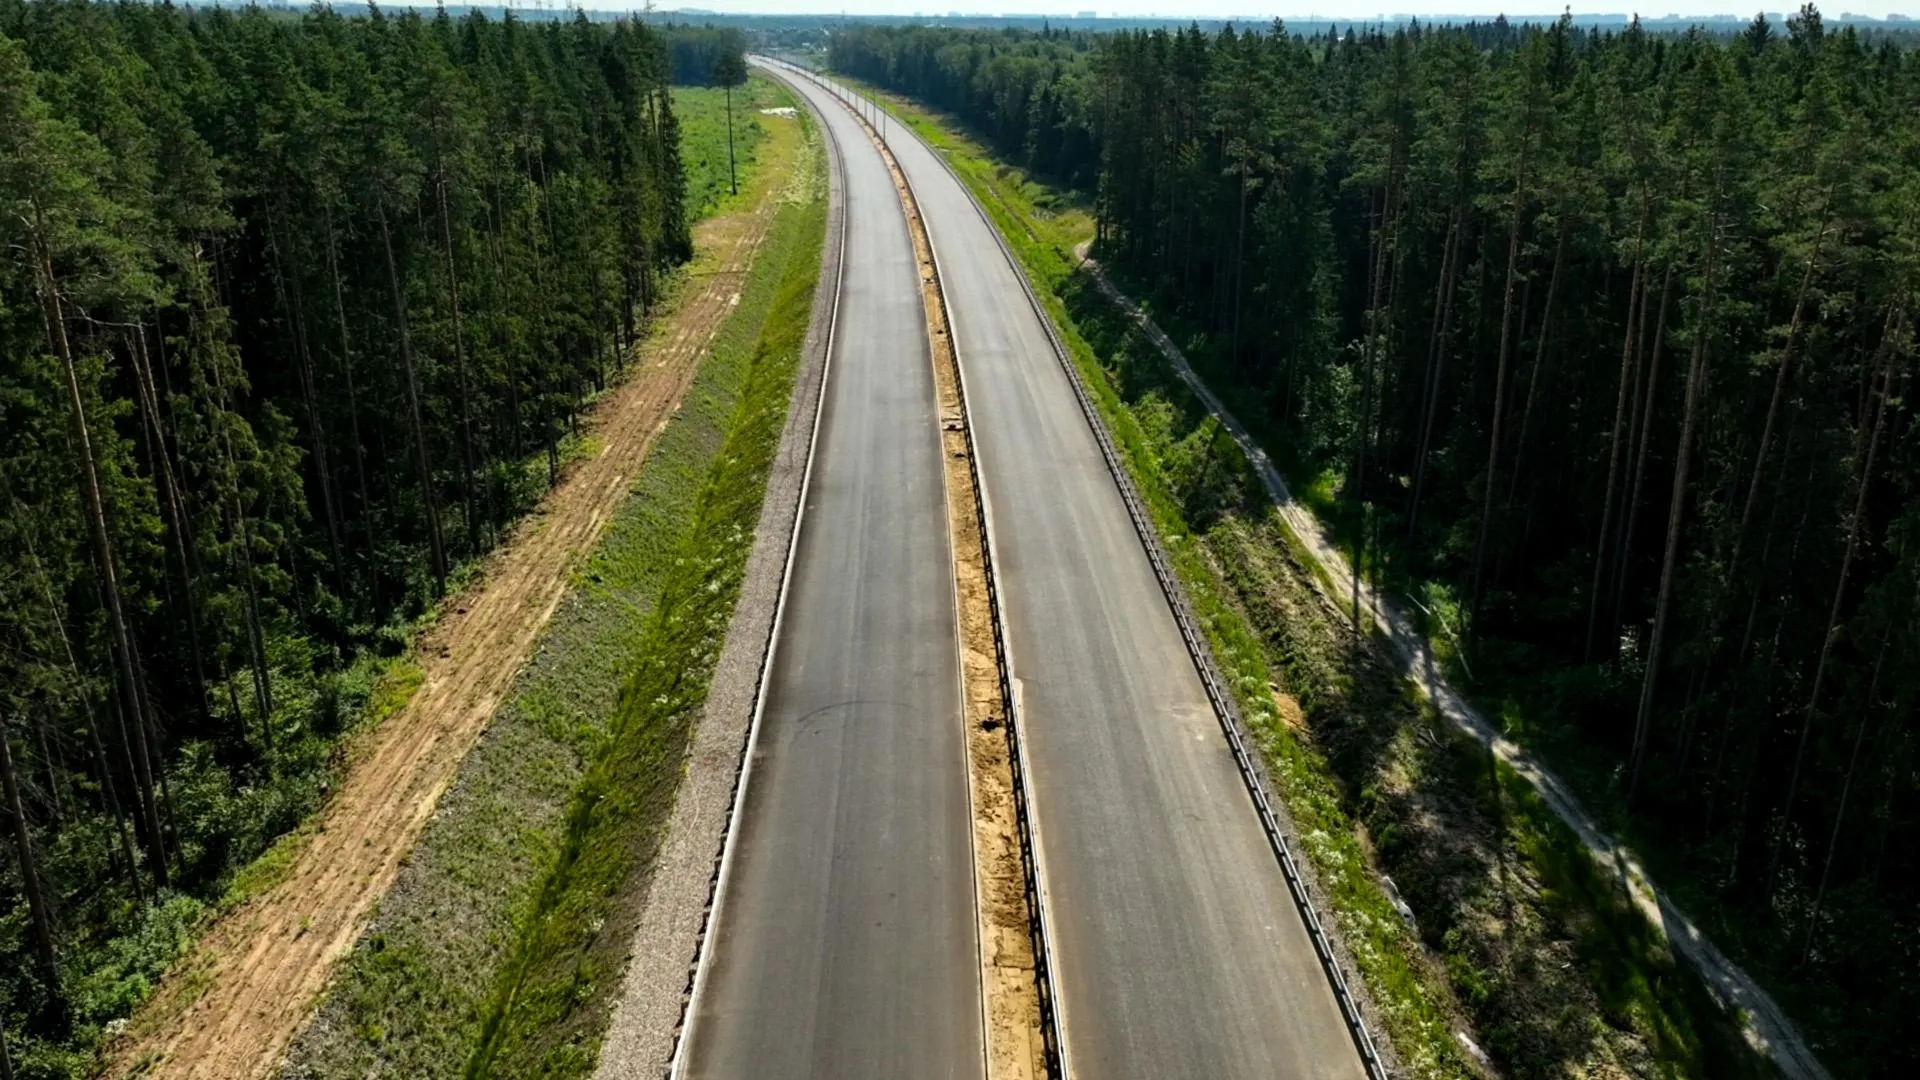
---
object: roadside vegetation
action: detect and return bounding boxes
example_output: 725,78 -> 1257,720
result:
0,4 -> 706,1073
282,76 -> 819,1080
835,12 -> 1920,1075
674,77 -> 774,220
848,76 -> 1772,1080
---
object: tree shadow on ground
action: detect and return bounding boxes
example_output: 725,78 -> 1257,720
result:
1061,258 -> 1768,1079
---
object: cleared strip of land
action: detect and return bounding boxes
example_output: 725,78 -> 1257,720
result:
104,82 -> 805,1080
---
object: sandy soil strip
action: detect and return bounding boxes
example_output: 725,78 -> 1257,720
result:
102,162 -> 788,1080
854,104 -> 1047,1080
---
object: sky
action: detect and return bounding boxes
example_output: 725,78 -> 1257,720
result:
616,1 -> 1912,18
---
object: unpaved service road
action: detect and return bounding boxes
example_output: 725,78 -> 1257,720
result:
104,156 -> 788,1080
676,64 -> 983,1080
875,81 -> 1370,1080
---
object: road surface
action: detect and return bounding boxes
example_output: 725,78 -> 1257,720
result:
678,65 -> 982,1080
869,80 -> 1370,1080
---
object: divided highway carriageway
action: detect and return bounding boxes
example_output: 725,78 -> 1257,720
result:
671,58 -> 1374,1080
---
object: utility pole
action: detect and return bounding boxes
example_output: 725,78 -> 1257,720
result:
713,53 -> 748,197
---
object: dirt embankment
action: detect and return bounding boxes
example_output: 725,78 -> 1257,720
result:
103,174 -> 787,1080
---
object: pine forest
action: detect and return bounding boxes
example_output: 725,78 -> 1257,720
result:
0,1 -> 690,1071
7,2 -> 1920,1077
830,10 -> 1917,1075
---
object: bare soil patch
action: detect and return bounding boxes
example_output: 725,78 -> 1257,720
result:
103,163 -> 787,1080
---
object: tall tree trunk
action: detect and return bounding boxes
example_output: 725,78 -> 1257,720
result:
1612,263 -> 1676,635
128,326 -> 210,701
1230,164 -> 1251,364
1732,214 -> 1830,576
1,712 -> 65,1028
1470,161 -> 1531,621
520,143 -> 565,488
196,286 -> 276,735
1587,224 -> 1648,658
1507,224 -> 1567,507
1410,214 -> 1459,511
31,225 -> 169,886
33,712 -> 63,827
128,639 -> 177,846
24,533 -> 142,898
1801,611 -> 1895,962
1628,219 -> 1721,801
378,202 -> 449,596
1767,314 -> 1901,896
230,507 -> 274,749
323,207 -> 379,612
1410,209 -> 1464,533
267,213 -> 348,599
436,175 -> 483,557
484,191 -> 525,462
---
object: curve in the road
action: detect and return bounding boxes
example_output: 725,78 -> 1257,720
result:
673,63 -> 982,1080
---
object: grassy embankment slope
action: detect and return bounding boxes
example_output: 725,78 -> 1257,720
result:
281,75 -> 822,1080
856,81 -> 1773,1080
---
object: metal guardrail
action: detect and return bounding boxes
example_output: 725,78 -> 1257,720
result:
769,58 -> 1070,1080
926,167 -> 1075,1080
870,81 -> 1393,1080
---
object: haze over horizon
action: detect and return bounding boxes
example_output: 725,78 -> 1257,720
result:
612,1 -> 1911,19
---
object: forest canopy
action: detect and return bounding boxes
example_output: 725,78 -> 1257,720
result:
0,1 -> 687,1071
659,23 -> 747,86
832,10 -> 1918,1075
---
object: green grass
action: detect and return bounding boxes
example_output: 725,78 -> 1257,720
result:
672,74 -> 778,222
855,82 -> 1772,1080
461,114 -> 825,1080
12,70 -> 795,1080
278,82 -> 822,1080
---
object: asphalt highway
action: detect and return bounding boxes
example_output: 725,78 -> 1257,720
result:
873,79 -> 1371,1080
678,65 -> 982,1080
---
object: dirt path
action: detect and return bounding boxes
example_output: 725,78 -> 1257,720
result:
1076,247 -> 1834,1080
103,165 -> 788,1080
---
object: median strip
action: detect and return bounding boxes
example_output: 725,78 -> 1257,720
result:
841,91 -> 1052,1080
